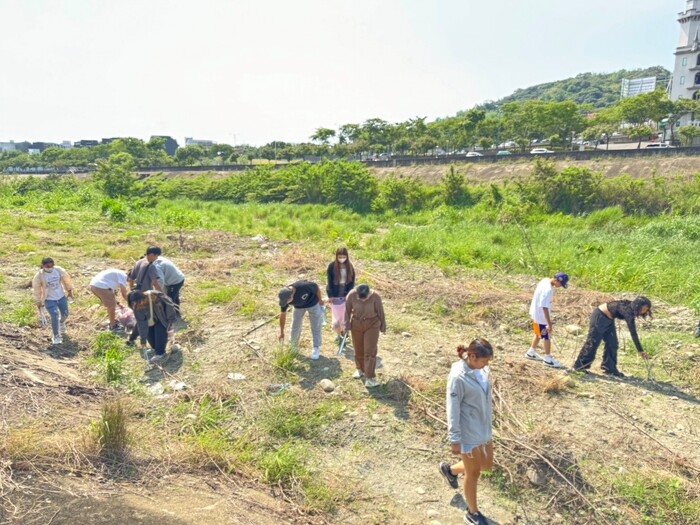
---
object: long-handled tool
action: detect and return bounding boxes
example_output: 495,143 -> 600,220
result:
337,332 -> 349,357
242,313 -> 280,338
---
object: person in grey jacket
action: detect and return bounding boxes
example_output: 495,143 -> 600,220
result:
128,290 -> 177,365
439,338 -> 494,525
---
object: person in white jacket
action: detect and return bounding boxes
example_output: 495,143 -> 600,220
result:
439,338 -> 494,525
32,257 -> 75,345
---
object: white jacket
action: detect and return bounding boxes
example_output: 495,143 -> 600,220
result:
32,266 -> 74,303
446,359 -> 493,446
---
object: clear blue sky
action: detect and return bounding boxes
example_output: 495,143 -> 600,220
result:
0,0 -> 680,146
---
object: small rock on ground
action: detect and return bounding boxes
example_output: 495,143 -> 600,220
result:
319,379 -> 335,393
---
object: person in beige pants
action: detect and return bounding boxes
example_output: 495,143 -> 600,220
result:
344,284 -> 386,388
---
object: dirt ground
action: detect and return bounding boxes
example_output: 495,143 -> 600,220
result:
368,156 -> 700,185
2,233 -> 700,525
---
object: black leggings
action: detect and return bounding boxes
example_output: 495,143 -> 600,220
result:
573,309 -> 619,373
130,322 -> 168,356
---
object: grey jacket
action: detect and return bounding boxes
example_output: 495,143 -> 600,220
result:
133,291 -> 177,344
446,360 -> 493,446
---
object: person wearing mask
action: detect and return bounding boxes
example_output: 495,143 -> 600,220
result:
278,280 -> 325,359
573,297 -> 652,377
344,284 -> 386,387
526,272 -> 568,369
149,246 -> 186,312
128,290 -> 178,365
440,339 -> 495,525
89,269 -> 129,331
326,247 -> 356,342
128,248 -> 163,293
32,257 -> 74,345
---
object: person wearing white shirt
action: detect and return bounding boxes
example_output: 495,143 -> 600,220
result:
89,269 -> 129,331
525,272 -> 568,368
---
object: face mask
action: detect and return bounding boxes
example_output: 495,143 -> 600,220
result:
43,268 -> 54,273
337,257 -> 347,263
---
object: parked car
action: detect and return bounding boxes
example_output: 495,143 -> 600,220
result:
466,151 -> 484,157
645,143 -> 675,149
530,148 -> 554,154
496,150 -> 512,156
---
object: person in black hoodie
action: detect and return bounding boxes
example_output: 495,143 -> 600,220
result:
573,297 -> 652,377
128,290 -> 178,365
326,247 -> 356,341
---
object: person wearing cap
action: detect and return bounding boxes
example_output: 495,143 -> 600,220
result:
32,257 -> 75,345
344,284 -> 386,387
146,246 -> 186,312
278,280 -> 325,360
89,269 -> 129,331
128,248 -> 163,293
573,297 -> 651,377
525,272 -> 569,368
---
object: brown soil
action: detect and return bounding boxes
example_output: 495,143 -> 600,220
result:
2,233 -> 700,525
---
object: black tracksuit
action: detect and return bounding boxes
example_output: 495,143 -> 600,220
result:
573,301 -> 644,374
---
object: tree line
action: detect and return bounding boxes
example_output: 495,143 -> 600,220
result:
2,88 -> 699,172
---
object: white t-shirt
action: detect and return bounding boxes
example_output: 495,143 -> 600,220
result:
90,269 -> 128,290
44,270 -> 65,301
529,278 -> 554,325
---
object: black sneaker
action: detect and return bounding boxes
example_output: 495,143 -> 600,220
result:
439,462 -> 458,489
465,511 -> 489,525
603,369 -> 625,378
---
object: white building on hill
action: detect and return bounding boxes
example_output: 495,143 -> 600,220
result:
670,0 -> 700,128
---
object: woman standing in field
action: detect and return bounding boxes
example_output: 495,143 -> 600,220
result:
439,338 -> 494,525
344,284 -> 385,387
573,296 -> 651,377
326,247 -> 356,342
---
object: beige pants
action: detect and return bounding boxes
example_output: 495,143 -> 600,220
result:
90,285 -> 117,309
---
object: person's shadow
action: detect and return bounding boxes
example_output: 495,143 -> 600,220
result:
42,335 -> 83,359
341,345 -> 411,421
142,348 -> 184,383
581,372 -> 700,405
296,352 -> 343,391
449,494 -> 502,524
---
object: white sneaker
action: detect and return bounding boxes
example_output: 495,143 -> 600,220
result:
525,349 -> 542,361
52,335 -> 63,345
543,356 -> 565,369
353,369 -> 364,379
311,347 -> 321,360
60,321 -> 67,335
364,378 -> 380,388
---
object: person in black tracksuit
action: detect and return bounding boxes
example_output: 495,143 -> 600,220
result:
573,297 -> 652,377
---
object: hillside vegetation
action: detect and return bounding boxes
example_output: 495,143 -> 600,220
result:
475,66 -> 671,110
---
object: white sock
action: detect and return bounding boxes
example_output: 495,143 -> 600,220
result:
528,347 -> 537,354
544,355 -> 552,362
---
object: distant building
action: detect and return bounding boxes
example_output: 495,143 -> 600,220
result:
0,141 -> 16,153
101,137 -> 121,145
670,0 -> 700,128
74,140 -> 100,148
30,142 -> 59,152
185,137 -> 215,148
151,135 -> 179,156
621,77 -> 657,99
59,141 -> 73,150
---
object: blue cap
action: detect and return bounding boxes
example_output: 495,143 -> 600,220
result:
555,272 -> 569,288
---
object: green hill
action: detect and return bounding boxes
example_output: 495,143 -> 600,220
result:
476,66 -> 670,110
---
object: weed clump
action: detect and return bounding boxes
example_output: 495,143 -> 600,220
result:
91,398 -> 130,461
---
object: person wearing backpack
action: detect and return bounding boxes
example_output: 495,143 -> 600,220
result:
128,290 -> 178,365
128,247 -> 163,292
